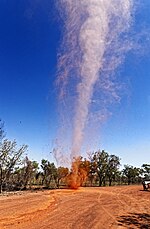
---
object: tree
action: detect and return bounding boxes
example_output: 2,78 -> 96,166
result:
123,165 -> 141,185
0,139 -> 27,193
78,157 -> 91,186
41,159 -> 57,188
92,150 -> 109,186
21,157 -> 39,189
55,166 -> 69,188
107,155 -> 121,186
141,164 -> 150,180
88,153 -> 97,186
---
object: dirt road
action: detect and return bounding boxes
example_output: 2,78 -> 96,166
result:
0,186 -> 150,229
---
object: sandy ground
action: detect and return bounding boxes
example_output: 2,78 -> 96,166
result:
0,185 -> 150,229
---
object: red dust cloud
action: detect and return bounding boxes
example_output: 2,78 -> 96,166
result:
67,157 -> 89,189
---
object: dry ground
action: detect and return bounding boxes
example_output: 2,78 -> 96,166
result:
0,185 -> 150,229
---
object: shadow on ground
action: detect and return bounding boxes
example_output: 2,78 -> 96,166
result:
118,213 -> 150,228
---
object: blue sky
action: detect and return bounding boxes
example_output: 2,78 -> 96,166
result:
0,0 -> 150,167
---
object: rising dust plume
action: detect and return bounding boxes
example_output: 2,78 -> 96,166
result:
56,0 -> 134,188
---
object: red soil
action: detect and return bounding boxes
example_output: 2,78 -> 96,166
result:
0,185 -> 150,229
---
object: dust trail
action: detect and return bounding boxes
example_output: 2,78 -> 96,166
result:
56,0 -> 133,159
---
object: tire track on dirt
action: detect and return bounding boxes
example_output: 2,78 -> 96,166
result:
96,190 -> 121,228
0,192 -> 57,229
0,186 -> 149,229
115,186 -> 150,214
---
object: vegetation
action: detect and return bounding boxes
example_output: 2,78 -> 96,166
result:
0,120 -> 149,193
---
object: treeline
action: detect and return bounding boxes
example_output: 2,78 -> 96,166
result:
0,120 -> 150,193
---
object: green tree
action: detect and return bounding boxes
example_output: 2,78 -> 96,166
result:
107,155 -> 121,186
55,166 -> 69,188
92,150 -> 109,186
0,139 -> 27,193
88,153 -> 97,186
21,157 -> 39,189
141,164 -> 150,180
41,159 -> 57,188
123,165 -> 141,185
